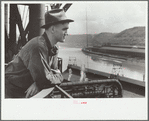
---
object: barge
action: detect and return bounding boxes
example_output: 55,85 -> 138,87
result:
82,46 -> 145,58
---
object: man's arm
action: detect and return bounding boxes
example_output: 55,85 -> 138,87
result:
27,46 -> 63,91
25,48 -> 63,98
39,51 -> 63,85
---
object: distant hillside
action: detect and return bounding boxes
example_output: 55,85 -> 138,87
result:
93,26 -> 145,46
58,34 -> 93,48
92,32 -> 116,45
58,26 -> 145,48
115,27 -> 145,38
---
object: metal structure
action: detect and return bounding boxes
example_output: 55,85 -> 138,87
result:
5,3 -> 72,63
48,61 -> 123,98
50,79 -> 123,98
5,4 -> 45,62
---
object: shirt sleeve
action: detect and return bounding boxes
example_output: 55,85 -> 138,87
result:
27,45 -> 63,90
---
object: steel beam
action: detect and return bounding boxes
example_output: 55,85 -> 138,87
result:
63,4 -> 72,12
8,4 -> 17,60
9,4 -> 16,44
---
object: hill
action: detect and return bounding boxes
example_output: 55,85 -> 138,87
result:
58,26 -> 145,48
58,34 -> 93,48
92,32 -> 116,46
93,26 -> 145,46
115,27 -> 145,38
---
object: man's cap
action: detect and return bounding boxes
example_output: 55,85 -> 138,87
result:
41,9 -> 74,28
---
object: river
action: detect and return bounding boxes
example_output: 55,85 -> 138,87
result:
58,47 -> 145,82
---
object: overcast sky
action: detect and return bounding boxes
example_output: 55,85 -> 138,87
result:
64,1 -> 147,35
16,1 -> 147,35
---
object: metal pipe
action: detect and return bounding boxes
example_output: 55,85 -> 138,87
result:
9,4 -> 17,59
28,4 -> 45,40
9,4 -> 16,43
55,85 -> 73,98
5,4 -> 8,33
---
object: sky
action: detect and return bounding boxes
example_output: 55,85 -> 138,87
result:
15,1 -> 147,35
64,1 -> 147,35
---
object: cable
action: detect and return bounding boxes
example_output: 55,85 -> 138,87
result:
86,3 -> 89,69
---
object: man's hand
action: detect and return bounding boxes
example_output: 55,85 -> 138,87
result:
51,69 -> 61,74
25,82 -> 40,98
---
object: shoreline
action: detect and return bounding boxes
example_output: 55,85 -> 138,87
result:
82,46 -> 145,63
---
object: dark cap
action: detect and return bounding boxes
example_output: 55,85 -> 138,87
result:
41,9 -> 74,28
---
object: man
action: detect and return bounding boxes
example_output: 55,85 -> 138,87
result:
5,9 -> 74,98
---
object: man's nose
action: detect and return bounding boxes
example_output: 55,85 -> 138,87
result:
64,31 -> 68,36
64,30 -> 68,36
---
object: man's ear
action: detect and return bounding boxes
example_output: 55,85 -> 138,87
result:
51,25 -> 55,34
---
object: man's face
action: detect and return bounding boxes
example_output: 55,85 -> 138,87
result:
53,22 -> 69,43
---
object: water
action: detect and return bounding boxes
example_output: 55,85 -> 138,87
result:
58,47 -> 145,82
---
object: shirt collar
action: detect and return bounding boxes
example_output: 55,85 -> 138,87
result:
42,32 -> 58,56
42,32 -> 52,51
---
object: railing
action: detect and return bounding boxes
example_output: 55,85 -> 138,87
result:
51,79 -> 123,98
